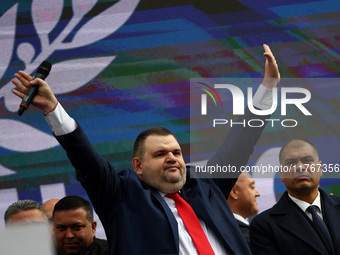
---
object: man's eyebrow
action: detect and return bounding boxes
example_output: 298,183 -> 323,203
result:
55,220 -> 83,225
153,149 -> 166,153
283,157 -> 296,161
283,155 -> 314,162
301,155 -> 314,159
152,148 -> 181,154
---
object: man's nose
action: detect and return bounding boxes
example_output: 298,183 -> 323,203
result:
166,152 -> 176,162
295,160 -> 306,172
65,229 -> 75,239
255,188 -> 260,197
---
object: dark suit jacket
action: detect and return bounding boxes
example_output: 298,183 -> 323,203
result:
56,238 -> 109,255
249,189 -> 340,255
56,110 -> 267,254
236,219 -> 250,246
87,238 -> 109,255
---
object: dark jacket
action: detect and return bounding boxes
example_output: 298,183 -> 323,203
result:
250,189 -> 340,255
56,237 -> 109,255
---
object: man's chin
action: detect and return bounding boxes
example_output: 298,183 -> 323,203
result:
165,171 -> 185,183
295,182 -> 317,193
161,177 -> 186,193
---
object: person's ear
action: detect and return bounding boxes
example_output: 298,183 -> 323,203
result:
132,157 -> 143,176
279,165 -> 285,182
91,221 -> 97,235
229,186 -> 239,200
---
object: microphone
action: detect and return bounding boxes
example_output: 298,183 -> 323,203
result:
18,61 -> 52,116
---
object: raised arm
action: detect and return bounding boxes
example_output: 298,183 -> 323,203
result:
11,70 -> 122,219
207,44 -> 280,194
262,43 -> 280,89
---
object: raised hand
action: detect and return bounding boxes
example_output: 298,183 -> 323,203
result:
12,71 -> 58,114
262,44 -> 280,89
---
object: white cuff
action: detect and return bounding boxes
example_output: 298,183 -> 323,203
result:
44,103 -> 77,136
252,84 -> 273,110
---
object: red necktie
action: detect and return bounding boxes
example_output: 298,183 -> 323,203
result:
166,193 -> 215,255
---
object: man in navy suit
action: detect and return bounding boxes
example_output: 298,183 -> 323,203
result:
250,139 -> 340,255
12,44 -> 279,254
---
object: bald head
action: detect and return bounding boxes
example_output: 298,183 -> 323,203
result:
279,139 -> 319,164
42,199 -> 60,220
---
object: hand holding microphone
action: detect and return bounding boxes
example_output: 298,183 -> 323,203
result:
17,61 -> 52,116
12,61 -> 58,116
12,62 -> 58,114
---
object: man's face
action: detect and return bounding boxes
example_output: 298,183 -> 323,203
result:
54,209 -> 96,255
9,209 -> 47,225
133,134 -> 186,194
235,174 -> 260,218
280,142 -> 322,197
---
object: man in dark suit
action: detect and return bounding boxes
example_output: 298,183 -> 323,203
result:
228,171 -> 261,245
11,44 -> 279,254
250,139 -> 340,255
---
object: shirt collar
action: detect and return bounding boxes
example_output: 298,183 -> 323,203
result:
288,191 -> 321,213
233,213 -> 249,225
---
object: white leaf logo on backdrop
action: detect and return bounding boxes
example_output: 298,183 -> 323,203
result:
0,0 -> 140,176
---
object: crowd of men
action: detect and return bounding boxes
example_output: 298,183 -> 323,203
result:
4,196 -> 108,255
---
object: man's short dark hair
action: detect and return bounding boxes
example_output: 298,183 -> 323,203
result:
53,196 -> 94,223
133,127 -> 176,158
4,199 -> 47,224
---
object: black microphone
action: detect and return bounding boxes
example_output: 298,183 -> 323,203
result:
18,61 -> 52,116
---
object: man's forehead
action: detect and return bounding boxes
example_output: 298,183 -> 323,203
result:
238,176 -> 255,186
282,143 -> 316,159
145,134 -> 180,147
54,210 -> 89,225
11,209 -> 44,218
9,209 -> 47,224
54,208 -> 87,218
239,172 -> 252,179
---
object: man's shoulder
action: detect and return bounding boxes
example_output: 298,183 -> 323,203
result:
94,238 -> 108,245
320,188 -> 340,204
251,207 -> 273,225
251,193 -> 290,225
89,238 -> 109,255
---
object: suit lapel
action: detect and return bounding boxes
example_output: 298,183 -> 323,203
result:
273,192 -> 329,255
149,188 -> 179,253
